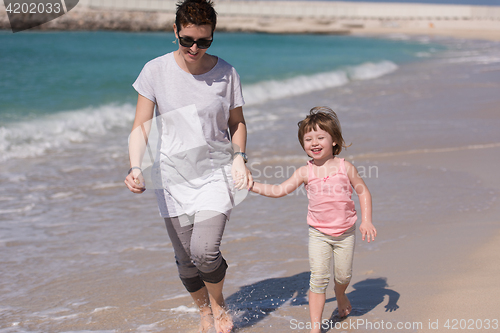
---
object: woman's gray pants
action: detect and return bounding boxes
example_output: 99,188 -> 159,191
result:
164,211 -> 228,293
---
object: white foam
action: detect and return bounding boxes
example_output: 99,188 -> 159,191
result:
447,55 -> 500,65
441,44 -> 500,65
243,61 -> 398,105
51,314 -> 79,321
50,192 -> 74,199
0,203 -> 35,215
137,322 -> 163,332
163,293 -> 189,301
91,306 -> 118,313
243,70 -> 348,105
170,305 -> 198,313
0,103 -> 135,162
346,61 -> 398,81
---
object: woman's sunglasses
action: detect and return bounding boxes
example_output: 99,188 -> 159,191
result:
178,36 -> 213,49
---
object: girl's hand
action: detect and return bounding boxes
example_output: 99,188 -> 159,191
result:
360,222 -> 377,242
232,155 -> 251,190
124,168 -> 146,194
247,168 -> 254,191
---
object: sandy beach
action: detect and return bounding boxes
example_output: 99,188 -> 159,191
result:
376,144 -> 500,331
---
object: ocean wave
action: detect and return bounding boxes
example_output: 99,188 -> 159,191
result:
346,61 -> 398,81
0,61 -> 398,162
243,60 -> 398,105
0,104 -> 135,162
446,55 -> 500,65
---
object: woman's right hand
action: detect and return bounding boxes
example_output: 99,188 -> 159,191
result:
124,168 -> 146,193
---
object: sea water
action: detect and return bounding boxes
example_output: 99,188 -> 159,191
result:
1,31 -> 500,332
0,31 -> 442,159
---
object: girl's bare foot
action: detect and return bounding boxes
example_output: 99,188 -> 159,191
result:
336,293 -> 352,318
212,305 -> 233,333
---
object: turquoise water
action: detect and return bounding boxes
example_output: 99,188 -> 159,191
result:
0,31 -> 444,122
0,31 -> 160,121
210,33 -> 439,83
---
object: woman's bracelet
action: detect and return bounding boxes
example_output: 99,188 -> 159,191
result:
128,166 -> 142,175
233,152 -> 248,163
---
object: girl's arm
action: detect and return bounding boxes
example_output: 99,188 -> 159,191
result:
345,161 -> 377,242
250,166 -> 307,198
228,106 -> 253,190
124,94 -> 155,194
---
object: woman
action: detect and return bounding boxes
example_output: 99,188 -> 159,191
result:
124,0 -> 251,331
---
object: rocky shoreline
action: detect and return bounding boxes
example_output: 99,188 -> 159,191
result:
0,7 -> 175,32
0,6 -> 352,34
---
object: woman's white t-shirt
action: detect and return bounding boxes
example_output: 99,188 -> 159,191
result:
133,52 -> 245,218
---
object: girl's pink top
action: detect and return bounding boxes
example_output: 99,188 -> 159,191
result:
306,158 -> 357,237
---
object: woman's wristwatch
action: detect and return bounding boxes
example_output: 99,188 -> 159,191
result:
233,152 -> 248,163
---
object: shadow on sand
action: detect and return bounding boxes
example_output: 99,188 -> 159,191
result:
226,273 -> 399,331
322,277 -> 400,332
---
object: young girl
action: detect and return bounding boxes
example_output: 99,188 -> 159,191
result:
250,106 -> 376,333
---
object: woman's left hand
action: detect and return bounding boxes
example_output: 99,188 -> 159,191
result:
232,155 -> 253,190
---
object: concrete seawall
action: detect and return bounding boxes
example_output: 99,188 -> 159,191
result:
1,0 -> 500,39
79,0 -> 500,20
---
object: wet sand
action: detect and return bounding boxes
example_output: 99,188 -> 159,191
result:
379,146 -> 500,332
359,145 -> 499,332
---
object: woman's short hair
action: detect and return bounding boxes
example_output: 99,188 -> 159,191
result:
176,0 -> 217,34
298,106 -> 350,156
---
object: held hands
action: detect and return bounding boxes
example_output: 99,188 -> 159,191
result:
359,221 -> 377,242
125,156 -> 253,193
124,168 -> 146,194
231,154 -> 253,190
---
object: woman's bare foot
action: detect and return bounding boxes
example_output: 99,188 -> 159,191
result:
336,293 -> 352,318
310,325 -> 322,333
212,305 -> 233,333
204,279 -> 233,333
199,308 -> 215,333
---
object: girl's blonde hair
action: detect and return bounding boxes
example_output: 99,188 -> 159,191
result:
298,106 -> 350,156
